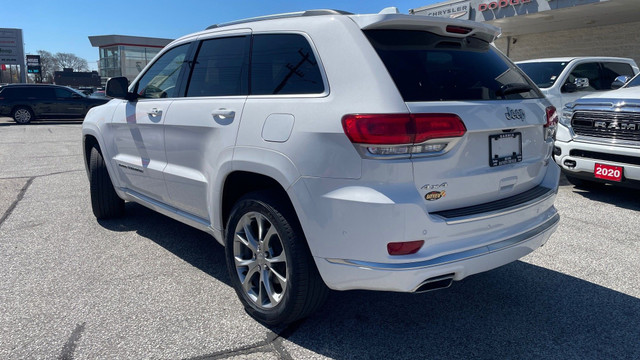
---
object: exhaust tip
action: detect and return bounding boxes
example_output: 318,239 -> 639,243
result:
414,273 -> 455,293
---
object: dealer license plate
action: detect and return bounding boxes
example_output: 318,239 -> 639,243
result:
594,163 -> 623,182
489,132 -> 522,167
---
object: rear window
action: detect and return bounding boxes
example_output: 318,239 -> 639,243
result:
517,62 -> 569,88
365,30 -> 541,102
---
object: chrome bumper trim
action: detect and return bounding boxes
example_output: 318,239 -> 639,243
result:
326,213 -> 559,271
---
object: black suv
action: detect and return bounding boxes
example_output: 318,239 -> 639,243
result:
0,84 -> 110,124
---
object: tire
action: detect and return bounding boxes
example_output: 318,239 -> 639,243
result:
89,146 -> 124,219
225,191 -> 329,325
12,106 -> 34,124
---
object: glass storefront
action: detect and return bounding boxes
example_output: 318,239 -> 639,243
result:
97,45 -> 163,82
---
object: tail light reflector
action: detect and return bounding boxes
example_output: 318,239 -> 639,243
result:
387,240 -> 424,255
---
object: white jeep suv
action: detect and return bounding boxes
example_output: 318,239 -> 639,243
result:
82,9 -> 560,325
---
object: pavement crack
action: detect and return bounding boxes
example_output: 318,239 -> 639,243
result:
184,319 -> 306,360
0,169 -> 84,181
58,322 -> 86,360
0,176 -> 35,229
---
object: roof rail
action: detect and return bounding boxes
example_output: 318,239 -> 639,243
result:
206,9 -> 352,30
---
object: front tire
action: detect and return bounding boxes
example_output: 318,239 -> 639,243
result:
89,146 -> 124,219
12,106 -> 34,124
225,191 -> 328,325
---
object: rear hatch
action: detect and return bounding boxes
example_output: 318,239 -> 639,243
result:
357,17 -> 554,212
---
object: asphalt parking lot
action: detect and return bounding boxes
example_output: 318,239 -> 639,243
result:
1,117 -> 639,359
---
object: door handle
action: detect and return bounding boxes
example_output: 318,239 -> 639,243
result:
211,109 -> 236,119
148,108 -> 162,117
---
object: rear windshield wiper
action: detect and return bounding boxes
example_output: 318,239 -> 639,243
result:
496,83 -> 533,96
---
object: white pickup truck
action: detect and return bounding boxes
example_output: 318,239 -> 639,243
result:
554,73 -> 640,188
516,57 -> 638,111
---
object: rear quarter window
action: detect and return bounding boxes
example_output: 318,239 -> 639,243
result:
365,30 -> 541,102
250,34 -> 324,95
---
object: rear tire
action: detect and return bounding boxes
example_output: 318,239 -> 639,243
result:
89,146 -> 124,219
225,191 -> 328,326
12,106 -> 34,124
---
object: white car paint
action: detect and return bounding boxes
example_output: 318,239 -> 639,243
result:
83,12 -> 560,294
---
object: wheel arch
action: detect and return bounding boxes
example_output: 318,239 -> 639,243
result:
220,171 -> 297,235
83,134 -> 99,173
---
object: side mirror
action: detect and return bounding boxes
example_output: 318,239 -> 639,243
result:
106,76 -> 136,100
611,75 -> 630,89
71,93 -> 82,99
561,82 -> 578,93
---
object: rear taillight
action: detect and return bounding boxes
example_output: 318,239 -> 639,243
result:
544,106 -> 558,141
342,113 -> 466,157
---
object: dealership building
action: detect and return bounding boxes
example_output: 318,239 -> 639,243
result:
411,0 -> 640,63
88,35 -> 173,84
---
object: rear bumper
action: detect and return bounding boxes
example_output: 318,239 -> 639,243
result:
316,212 -> 558,292
290,162 -> 560,292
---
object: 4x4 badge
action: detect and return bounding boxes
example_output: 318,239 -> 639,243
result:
505,107 -> 525,121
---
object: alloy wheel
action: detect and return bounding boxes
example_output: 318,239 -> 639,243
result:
233,211 -> 288,309
14,108 -> 32,124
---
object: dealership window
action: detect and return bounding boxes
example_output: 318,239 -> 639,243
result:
122,46 -> 162,81
250,34 -> 325,95
186,36 -> 249,97
99,47 -> 121,78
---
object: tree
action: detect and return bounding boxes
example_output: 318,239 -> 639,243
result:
37,50 -> 55,83
33,50 -> 90,83
53,53 -> 89,72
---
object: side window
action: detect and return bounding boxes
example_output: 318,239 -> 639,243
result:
567,62 -> 602,91
251,34 -> 324,95
54,88 -> 73,98
135,43 -> 190,99
185,36 -> 248,97
32,87 -> 54,99
601,62 -> 634,89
